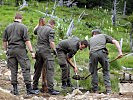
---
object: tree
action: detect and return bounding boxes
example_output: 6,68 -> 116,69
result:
0,0 -> 3,5
128,15 -> 133,52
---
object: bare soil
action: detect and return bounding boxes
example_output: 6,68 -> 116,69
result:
0,60 -> 133,100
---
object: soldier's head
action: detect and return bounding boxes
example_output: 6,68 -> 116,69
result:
79,40 -> 88,50
48,19 -> 56,28
14,13 -> 23,22
39,17 -> 45,26
91,29 -> 101,36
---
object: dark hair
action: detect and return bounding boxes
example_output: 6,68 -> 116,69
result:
15,13 -> 22,19
39,17 -> 44,22
39,17 -> 45,26
81,40 -> 88,47
91,29 -> 101,35
48,19 -> 56,25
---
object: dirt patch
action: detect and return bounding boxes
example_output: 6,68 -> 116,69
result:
0,60 -> 133,100
0,89 -> 19,100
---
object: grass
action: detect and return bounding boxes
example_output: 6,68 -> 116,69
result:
0,0 -> 133,94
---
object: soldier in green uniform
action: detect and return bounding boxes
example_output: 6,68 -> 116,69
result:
32,19 -> 60,95
56,36 -> 88,88
2,13 -> 38,95
88,29 -> 123,94
34,17 -> 46,35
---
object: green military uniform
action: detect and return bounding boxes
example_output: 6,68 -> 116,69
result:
3,21 -> 31,85
56,36 -> 80,86
33,25 -> 55,90
88,34 -> 113,92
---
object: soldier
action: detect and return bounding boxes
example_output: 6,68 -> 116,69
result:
32,19 -> 60,95
56,36 -> 88,88
2,13 -> 38,95
33,17 -> 47,92
88,29 -> 123,94
34,17 -> 46,35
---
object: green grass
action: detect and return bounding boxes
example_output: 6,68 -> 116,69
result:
0,0 -> 133,94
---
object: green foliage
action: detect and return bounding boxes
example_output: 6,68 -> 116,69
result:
128,14 -> 133,23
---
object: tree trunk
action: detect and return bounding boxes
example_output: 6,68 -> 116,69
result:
0,0 -> 3,5
112,0 -> 117,26
123,1 -> 126,16
41,64 -> 48,92
130,22 -> 133,52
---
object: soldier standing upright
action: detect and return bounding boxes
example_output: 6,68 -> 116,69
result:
88,29 -> 123,94
2,13 -> 38,95
32,19 -> 60,95
56,36 -> 88,88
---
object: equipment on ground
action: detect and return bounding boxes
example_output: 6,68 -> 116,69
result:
72,53 -> 128,80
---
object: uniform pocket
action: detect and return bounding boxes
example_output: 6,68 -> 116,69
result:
89,62 -> 94,74
103,59 -> 109,71
46,58 -> 54,70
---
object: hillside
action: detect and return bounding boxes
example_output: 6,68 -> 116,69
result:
0,0 -> 133,95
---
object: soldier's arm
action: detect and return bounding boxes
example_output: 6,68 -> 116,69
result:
50,41 -> 56,50
33,25 -> 39,35
25,41 -> 35,58
25,41 -> 34,52
2,28 -> 8,51
67,58 -> 78,73
3,41 -> 8,51
49,29 -> 56,53
112,39 -> 123,58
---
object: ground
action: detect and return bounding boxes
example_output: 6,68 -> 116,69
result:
0,60 -> 133,100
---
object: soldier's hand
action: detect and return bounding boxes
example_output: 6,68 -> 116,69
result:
118,52 -> 123,59
74,67 -> 78,73
31,52 -> 35,59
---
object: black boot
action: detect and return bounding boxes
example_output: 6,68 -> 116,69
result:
48,89 -> 60,95
11,84 -> 19,95
61,81 -> 67,89
26,84 -> 39,95
67,79 -> 73,87
32,84 -> 39,90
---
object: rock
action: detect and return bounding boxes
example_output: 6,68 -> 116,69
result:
72,89 -> 83,95
31,96 -> 46,100
4,70 -> 11,76
49,97 -> 57,100
119,83 -> 133,94
65,89 -> 83,100
109,98 -> 119,100
65,93 -> 73,100
84,91 -> 90,96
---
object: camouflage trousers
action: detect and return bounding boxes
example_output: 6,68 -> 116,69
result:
33,48 -> 54,90
56,49 -> 71,83
7,48 -> 31,85
89,49 -> 111,91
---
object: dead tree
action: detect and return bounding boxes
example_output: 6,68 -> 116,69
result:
58,0 -> 63,6
19,0 -> 28,10
112,0 -> 117,26
51,0 -> 57,17
66,19 -> 74,37
130,22 -> 133,52
123,1 -> 126,16
0,0 -> 3,5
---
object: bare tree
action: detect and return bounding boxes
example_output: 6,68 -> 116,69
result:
51,0 -> 57,17
123,1 -> 126,16
0,0 -> 3,5
112,0 -> 117,26
58,0 -> 63,6
130,23 -> 133,52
